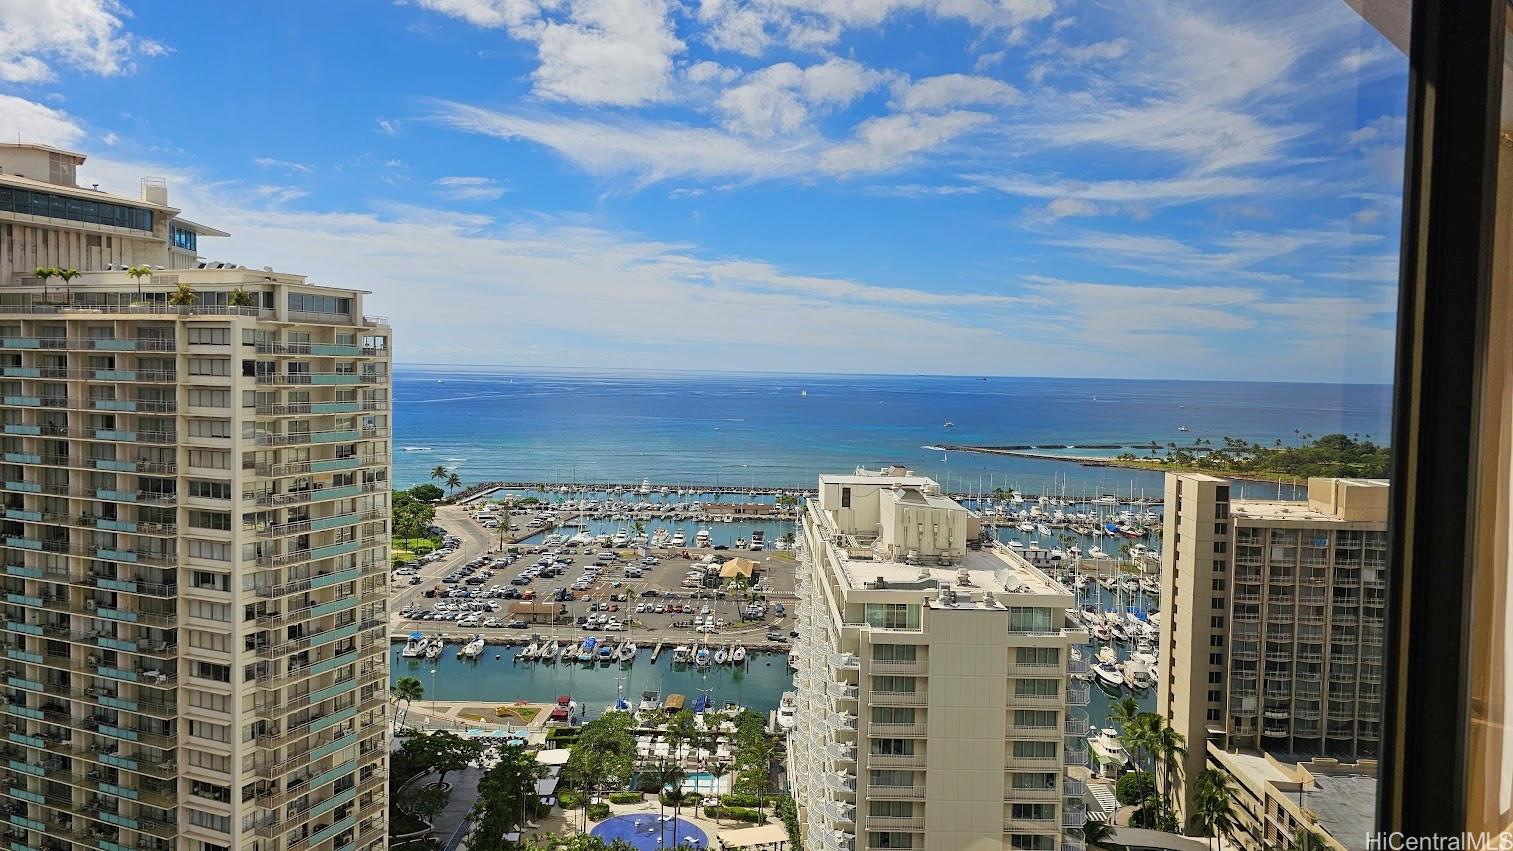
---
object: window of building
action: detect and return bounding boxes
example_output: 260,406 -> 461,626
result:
1011,740 -> 1056,759
1009,772 -> 1057,790
188,357 -> 230,376
188,539 -> 231,561
866,833 -> 912,849
188,326 -> 229,345
841,486 -> 851,508
870,707 -> 916,724
189,719 -> 230,741
190,780 -> 231,803
1009,804 -> 1055,820
867,770 -> 914,788
189,419 -> 231,439
868,801 -> 913,818
869,738 -> 914,755
863,603 -> 919,630
288,293 -> 353,315
872,644 -> 917,662
1007,607 -> 1052,633
188,388 -> 230,408
872,675 -> 916,693
1015,647 -> 1059,667
192,661 -> 231,683
1011,710 -> 1057,729
1014,678 -> 1058,698
187,808 -> 230,834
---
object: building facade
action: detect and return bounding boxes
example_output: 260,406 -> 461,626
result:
1157,474 -> 1387,825
0,144 -> 391,851
790,467 -> 1088,851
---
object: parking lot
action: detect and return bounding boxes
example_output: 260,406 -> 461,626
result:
390,517 -> 798,644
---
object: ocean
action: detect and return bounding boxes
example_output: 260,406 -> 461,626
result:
392,366 -> 1392,495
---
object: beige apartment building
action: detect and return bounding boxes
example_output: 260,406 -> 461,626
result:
790,467 -> 1088,851
1157,473 -> 1387,828
0,143 -> 391,851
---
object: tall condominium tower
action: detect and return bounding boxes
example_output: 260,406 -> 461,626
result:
790,467 -> 1088,851
1157,473 -> 1387,825
0,143 -> 392,851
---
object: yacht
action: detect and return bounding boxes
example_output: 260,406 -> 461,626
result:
671,531 -> 687,548
639,691 -> 662,713
695,529 -> 712,547
401,636 -> 425,658
672,645 -> 690,665
638,478 -> 652,495
1123,657 -> 1154,690
775,692 -> 798,731
612,529 -> 629,547
522,641 -> 539,661
731,645 -> 746,665
459,635 -> 486,660
749,530 -> 765,550
1088,728 -> 1131,779
1089,546 -> 1108,559
1092,660 -> 1124,691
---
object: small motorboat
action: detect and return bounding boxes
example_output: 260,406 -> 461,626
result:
597,643 -> 616,664
672,645 -> 690,665
521,641 -> 539,661
714,646 -> 728,665
424,639 -> 443,661
696,646 -> 711,667
577,638 -> 596,663
618,641 -> 637,663
731,645 -> 746,665
542,640 -> 560,663
459,635 -> 486,660
1124,657 -> 1154,690
639,690 -> 661,713
1092,660 -> 1124,691
401,634 -> 424,658
775,692 -> 797,731
559,642 -> 576,662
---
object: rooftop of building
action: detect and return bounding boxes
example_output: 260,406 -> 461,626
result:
1230,477 -> 1389,525
1303,773 -> 1377,851
834,544 -> 1067,601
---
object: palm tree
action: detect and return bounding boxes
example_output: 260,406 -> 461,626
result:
1083,818 -> 1115,850
57,268 -> 79,303
32,266 -> 58,303
1148,719 -> 1188,811
1288,830 -> 1327,851
394,676 -> 424,715
705,761 -> 731,821
167,282 -> 198,307
126,265 -> 153,303
446,472 -> 463,494
431,465 -> 449,483
228,286 -> 255,308
1192,769 -> 1237,851
1108,696 -> 1144,760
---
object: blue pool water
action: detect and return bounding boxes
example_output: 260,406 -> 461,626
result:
592,814 -> 708,851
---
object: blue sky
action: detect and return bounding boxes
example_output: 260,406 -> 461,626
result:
0,0 -> 1405,381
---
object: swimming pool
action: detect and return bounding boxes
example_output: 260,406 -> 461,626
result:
681,772 -> 730,794
591,814 -> 708,851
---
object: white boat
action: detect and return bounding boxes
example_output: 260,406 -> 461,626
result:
695,646 -> 712,667
542,640 -> 560,662
1089,546 -> 1108,559
559,643 -> 576,662
1092,660 -> 1124,690
1123,657 -> 1154,690
638,478 -> 652,495
695,529 -> 711,547
401,636 -> 424,658
612,529 -> 629,547
424,639 -> 443,661
731,645 -> 746,665
671,531 -> 686,548
775,692 -> 797,731
577,639 -> 596,663
714,646 -> 728,665
1088,728 -> 1131,779
618,641 -> 637,662
459,636 -> 486,660
672,645 -> 690,665
522,641 -> 539,660
639,690 -> 661,712
749,531 -> 765,550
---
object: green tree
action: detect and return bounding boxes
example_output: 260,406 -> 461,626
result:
394,676 -> 424,713
1289,830 -> 1328,851
397,730 -> 485,788
228,286 -> 255,308
393,489 -> 438,540
407,782 -> 451,824
1115,771 -> 1156,807
126,264 -> 152,302
446,472 -> 463,494
1148,718 -> 1188,812
469,742 -> 547,851
431,465 -> 450,483
666,710 -> 698,762
167,282 -> 198,307
410,483 -> 444,502
57,268 -> 80,301
32,266 -> 59,303
1192,768 -> 1238,851
1083,818 -> 1115,849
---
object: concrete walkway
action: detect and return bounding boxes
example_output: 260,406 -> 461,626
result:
417,765 -> 484,851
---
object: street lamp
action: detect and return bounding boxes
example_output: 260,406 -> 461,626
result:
430,668 -> 438,718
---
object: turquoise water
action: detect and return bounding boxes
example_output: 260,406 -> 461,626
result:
592,814 -> 707,851
394,368 -> 1391,493
390,645 -> 795,717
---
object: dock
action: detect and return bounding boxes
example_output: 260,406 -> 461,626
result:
650,642 -> 664,663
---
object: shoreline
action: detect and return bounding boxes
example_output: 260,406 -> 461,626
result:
935,444 -> 1324,486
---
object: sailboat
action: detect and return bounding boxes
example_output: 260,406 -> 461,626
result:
695,646 -> 712,667
459,635 -> 486,660
731,645 -> 746,665
542,639 -> 560,663
424,639 -> 443,661
714,646 -> 728,665
618,641 -> 638,663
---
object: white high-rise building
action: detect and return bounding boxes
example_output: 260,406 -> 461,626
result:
0,143 -> 391,851
790,467 -> 1088,851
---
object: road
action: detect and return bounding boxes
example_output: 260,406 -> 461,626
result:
388,505 -> 495,626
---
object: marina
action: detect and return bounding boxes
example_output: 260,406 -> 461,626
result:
390,642 -> 796,718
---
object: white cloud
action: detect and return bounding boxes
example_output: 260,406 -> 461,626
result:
969,172 -> 1268,204
0,0 -> 167,83
1044,197 -> 1103,217
411,0 -> 684,106
819,110 -> 992,173
434,175 -> 508,201
973,50 -> 1006,71
692,0 -> 1055,56
435,100 -> 989,182
684,60 -> 740,85
253,156 -> 315,174
376,117 -> 401,135
0,95 -> 85,148
715,58 -> 883,137
890,73 -> 1018,112
1060,38 -> 1128,62
1339,43 -> 1394,73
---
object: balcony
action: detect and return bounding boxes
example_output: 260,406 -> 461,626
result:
868,691 -> 925,707
255,372 -> 389,386
254,428 -> 388,449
